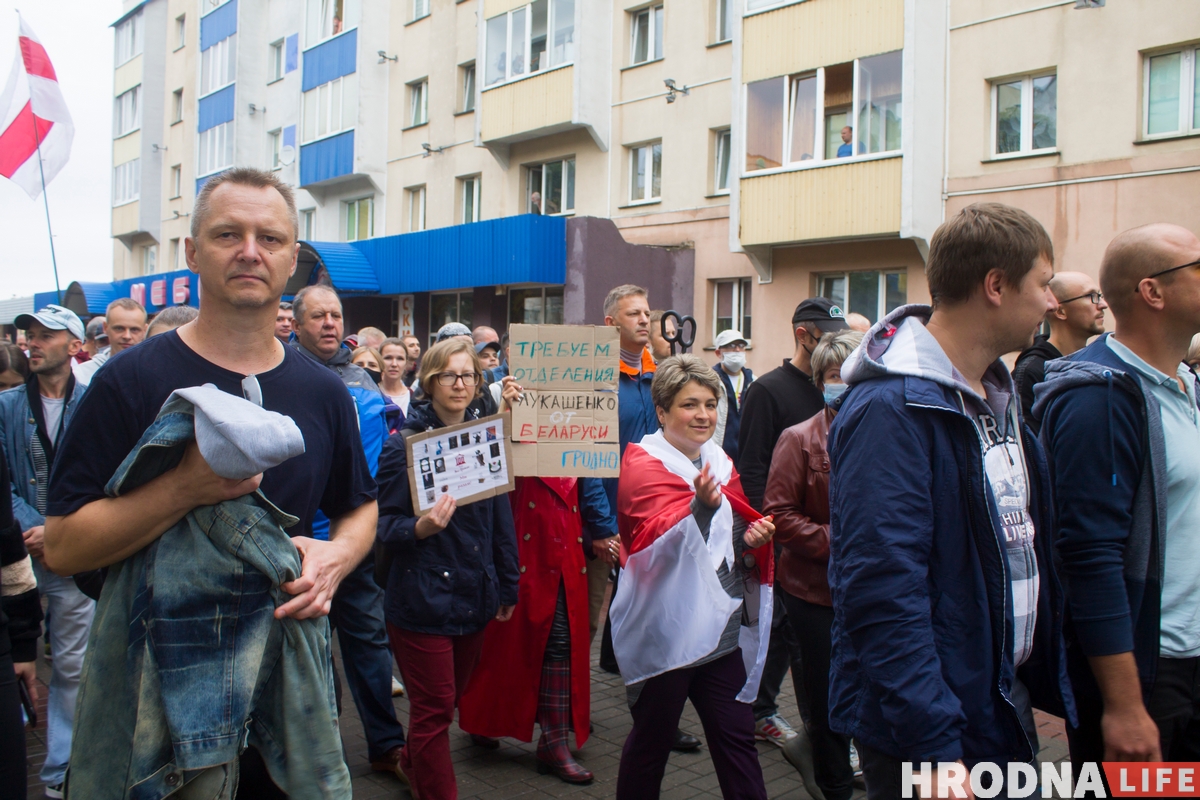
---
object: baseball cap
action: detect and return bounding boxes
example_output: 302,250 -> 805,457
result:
15,304 -> 85,341
435,322 -> 472,343
85,317 -> 108,342
791,298 -> 849,334
714,329 -> 748,349
475,340 -> 501,355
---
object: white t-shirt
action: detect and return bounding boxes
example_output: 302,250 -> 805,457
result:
41,396 -> 65,447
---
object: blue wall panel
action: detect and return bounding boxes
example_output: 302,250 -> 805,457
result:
200,0 -> 238,51
197,84 -> 235,132
283,125 -> 296,148
285,34 -> 299,73
299,130 -> 355,186
301,29 -> 358,92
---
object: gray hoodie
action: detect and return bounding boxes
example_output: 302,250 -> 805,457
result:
842,304 -> 1040,666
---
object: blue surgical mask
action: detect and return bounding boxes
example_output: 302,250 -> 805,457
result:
823,383 -> 848,405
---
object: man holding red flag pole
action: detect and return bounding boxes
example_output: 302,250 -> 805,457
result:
0,12 -> 74,304
610,354 -> 776,800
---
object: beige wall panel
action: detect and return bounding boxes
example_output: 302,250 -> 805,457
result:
739,157 -> 902,245
485,0 -> 533,20
114,56 -> 143,96
113,132 -> 141,165
481,67 -> 574,142
112,202 -> 140,237
743,0 -> 904,83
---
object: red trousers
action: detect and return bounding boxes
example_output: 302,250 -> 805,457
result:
388,624 -> 486,800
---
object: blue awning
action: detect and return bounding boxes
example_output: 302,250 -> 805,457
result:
37,282 -> 119,317
299,241 -> 381,293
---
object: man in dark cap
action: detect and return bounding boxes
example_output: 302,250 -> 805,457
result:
736,297 -> 848,758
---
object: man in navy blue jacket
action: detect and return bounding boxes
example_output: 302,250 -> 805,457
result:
829,203 -> 1074,797
1036,223 -> 1200,767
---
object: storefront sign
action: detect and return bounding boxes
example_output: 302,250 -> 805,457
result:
397,294 -> 414,337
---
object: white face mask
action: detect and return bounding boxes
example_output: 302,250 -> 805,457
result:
721,351 -> 746,372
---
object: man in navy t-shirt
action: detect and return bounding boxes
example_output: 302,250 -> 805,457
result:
43,167 -> 379,797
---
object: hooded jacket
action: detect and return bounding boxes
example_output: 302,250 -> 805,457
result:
1032,334 -> 1181,694
1012,334 -> 1063,434
827,304 -> 1073,763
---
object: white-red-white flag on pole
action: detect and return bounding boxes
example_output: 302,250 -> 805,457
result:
0,16 -> 73,199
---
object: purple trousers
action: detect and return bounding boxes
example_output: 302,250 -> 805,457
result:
616,649 -> 767,800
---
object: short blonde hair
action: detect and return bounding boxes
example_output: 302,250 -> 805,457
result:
811,330 -> 864,388
417,338 -> 483,400
651,354 -> 723,411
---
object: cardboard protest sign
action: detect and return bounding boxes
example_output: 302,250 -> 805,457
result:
508,324 -> 620,477
406,413 -> 515,516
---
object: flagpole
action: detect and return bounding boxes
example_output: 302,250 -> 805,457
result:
17,10 -> 61,305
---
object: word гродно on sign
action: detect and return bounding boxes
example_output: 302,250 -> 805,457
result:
508,324 -> 620,478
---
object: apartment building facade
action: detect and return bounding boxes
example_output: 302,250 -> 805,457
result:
944,0 -> 1200,287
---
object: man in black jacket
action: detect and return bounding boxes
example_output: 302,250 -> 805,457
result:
1012,271 -> 1106,430
737,297 -> 846,750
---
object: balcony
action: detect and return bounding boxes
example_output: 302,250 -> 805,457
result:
300,130 -> 355,187
480,66 -> 575,145
739,157 -> 902,246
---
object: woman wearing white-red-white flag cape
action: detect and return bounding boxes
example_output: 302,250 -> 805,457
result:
609,354 -> 776,800
0,15 -> 73,199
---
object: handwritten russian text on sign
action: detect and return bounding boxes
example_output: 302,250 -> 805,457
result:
508,324 -> 620,478
508,324 -> 619,391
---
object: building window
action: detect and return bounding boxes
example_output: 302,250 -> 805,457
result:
413,0 -> 430,21
113,158 -> 140,206
200,34 -> 237,97
301,209 -> 316,239
528,157 -> 575,214
430,291 -> 474,338
629,141 -> 662,202
715,0 -> 732,43
460,175 -> 481,223
484,0 -> 576,87
175,15 -> 186,49
630,4 -> 663,66
714,128 -> 731,193
115,10 -> 143,66
172,89 -> 184,123
993,72 -> 1056,156
1144,47 -> 1200,138
407,186 -> 427,232
713,278 -> 752,340
143,245 -> 157,275
113,85 -> 141,138
818,269 -> 907,325
301,73 -> 358,143
269,129 -> 282,169
346,196 -> 374,241
170,164 -> 182,198
269,40 -> 285,82
198,120 -> 234,176
745,50 -> 902,172
409,80 -> 429,127
461,63 -> 476,112
306,0 -> 361,45
169,238 -> 181,270
509,286 -> 564,325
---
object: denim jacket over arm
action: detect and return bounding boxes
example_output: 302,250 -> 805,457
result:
67,392 -> 350,800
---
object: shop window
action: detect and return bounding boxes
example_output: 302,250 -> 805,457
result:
713,278 -> 752,340
817,270 -> 906,324
527,158 -> 574,214
430,291 -> 474,339
509,286 -> 564,325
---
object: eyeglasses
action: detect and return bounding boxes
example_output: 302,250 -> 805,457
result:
719,342 -> 747,351
1136,258 -> 1200,292
434,371 -> 479,387
1059,291 -> 1104,306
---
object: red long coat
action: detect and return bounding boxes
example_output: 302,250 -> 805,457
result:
458,477 -> 591,748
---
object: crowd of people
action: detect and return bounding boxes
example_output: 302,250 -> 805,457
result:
1,167 -> 1199,800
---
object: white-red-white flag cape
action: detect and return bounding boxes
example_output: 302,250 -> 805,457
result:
609,431 -> 774,702
0,17 -> 73,199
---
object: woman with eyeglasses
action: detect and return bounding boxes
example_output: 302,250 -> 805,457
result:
375,337 -> 521,799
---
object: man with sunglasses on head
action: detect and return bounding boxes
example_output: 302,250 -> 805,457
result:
41,168 -> 380,797
1036,224 -> 1200,772
1013,272 -> 1108,432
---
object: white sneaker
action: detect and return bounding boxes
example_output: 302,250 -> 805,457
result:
45,784 -> 64,799
392,675 -> 405,697
849,741 -> 862,777
754,714 -> 798,748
